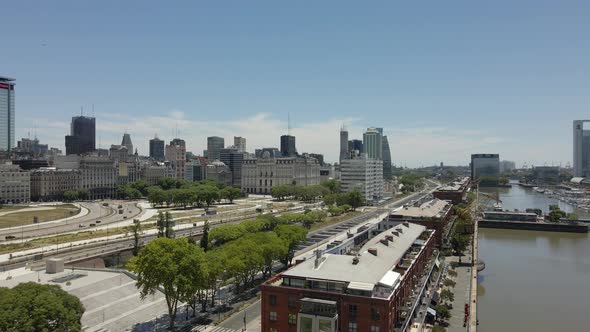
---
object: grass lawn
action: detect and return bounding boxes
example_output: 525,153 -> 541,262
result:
309,211 -> 363,232
0,242 -> 36,255
0,204 -> 80,229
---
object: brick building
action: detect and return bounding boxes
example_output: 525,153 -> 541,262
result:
386,199 -> 453,247
432,177 -> 471,204
260,223 -> 435,332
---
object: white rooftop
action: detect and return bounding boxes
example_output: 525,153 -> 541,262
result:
284,223 -> 427,287
391,199 -> 450,218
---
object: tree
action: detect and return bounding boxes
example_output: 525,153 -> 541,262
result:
443,279 -> 456,288
132,219 -> 142,256
63,190 -> 78,202
77,189 -> 89,200
432,325 -> 447,332
567,213 -> 579,220
221,187 -> 242,203
244,232 -> 287,277
435,304 -> 451,320
440,289 -> 454,304
346,190 -> 364,210
0,282 -> 85,332
201,186 -> 221,206
128,238 -> 206,332
548,207 -> 566,222
274,225 -> 308,266
200,220 -> 210,252
209,224 -> 246,246
148,187 -> 167,207
156,212 -> 165,237
321,179 -> 341,193
450,233 -> 469,255
165,211 -> 174,238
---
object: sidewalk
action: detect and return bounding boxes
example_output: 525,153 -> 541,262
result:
445,251 -> 473,332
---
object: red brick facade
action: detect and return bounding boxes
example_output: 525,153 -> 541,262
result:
260,232 -> 436,332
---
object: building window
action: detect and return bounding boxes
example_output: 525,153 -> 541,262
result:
288,296 -> 296,308
270,311 -> 277,321
269,295 -> 277,306
370,326 -> 380,332
371,307 -> 380,321
348,322 -> 358,332
288,313 -> 296,325
348,304 -> 358,317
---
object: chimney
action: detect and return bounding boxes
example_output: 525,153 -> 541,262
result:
386,235 -> 394,242
380,239 -> 389,246
314,249 -> 324,269
352,256 -> 360,265
368,248 -> 378,256
403,222 -> 410,228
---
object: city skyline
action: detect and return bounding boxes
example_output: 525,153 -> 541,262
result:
3,1 -> 590,166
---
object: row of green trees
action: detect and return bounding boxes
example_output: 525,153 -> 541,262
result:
129,223 -> 308,330
271,184 -> 329,202
63,189 -> 89,202
207,210 -> 326,246
116,178 -> 243,208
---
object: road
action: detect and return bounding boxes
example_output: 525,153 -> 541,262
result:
0,201 -> 142,239
215,183 -> 440,332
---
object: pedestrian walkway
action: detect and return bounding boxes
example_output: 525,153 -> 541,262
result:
190,325 -> 239,332
446,251 -> 473,332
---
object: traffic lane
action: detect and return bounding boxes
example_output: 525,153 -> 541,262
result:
218,299 -> 261,332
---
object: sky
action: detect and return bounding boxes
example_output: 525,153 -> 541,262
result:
2,0 -> 590,167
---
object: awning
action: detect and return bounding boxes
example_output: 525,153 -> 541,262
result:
347,281 -> 374,292
427,307 -> 437,317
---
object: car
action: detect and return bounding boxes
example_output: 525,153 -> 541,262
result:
89,224 -> 95,227
95,220 -> 101,224
6,235 -> 16,240
102,203 -> 109,207
78,224 -> 85,228
123,216 -> 127,219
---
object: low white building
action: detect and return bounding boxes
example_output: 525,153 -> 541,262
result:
0,163 -> 30,204
340,155 -> 383,203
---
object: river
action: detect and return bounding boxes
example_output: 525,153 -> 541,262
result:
477,184 -> 590,331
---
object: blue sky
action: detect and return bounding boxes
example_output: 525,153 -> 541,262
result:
3,0 -> 589,166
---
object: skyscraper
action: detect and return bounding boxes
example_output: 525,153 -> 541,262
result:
220,147 -> 245,187
382,135 -> 392,179
121,133 -> 133,155
65,115 -> 96,155
280,135 -> 297,157
149,135 -> 165,161
573,120 -> 590,177
339,127 -> 349,162
234,136 -> 247,153
363,127 -> 382,160
0,76 -> 15,153
207,136 -> 224,161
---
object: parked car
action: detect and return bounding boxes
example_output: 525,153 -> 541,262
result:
95,220 -> 101,224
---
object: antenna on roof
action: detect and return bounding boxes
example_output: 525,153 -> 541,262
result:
288,112 -> 291,136
80,106 -> 84,116
92,103 -> 95,117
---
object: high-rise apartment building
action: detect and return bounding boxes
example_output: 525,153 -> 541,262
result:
573,120 -> 590,177
165,138 -> 186,179
0,76 -> 15,153
234,136 -> 247,153
65,115 -> 96,155
340,155 -> 383,203
339,128 -> 349,162
207,136 -> 224,161
363,127 -> 383,160
121,133 -> 133,155
149,135 -> 165,161
471,154 -> 500,185
280,135 -> 297,157
382,136 -> 392,179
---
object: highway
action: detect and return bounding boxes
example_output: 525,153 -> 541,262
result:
0,201 -> 142,240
